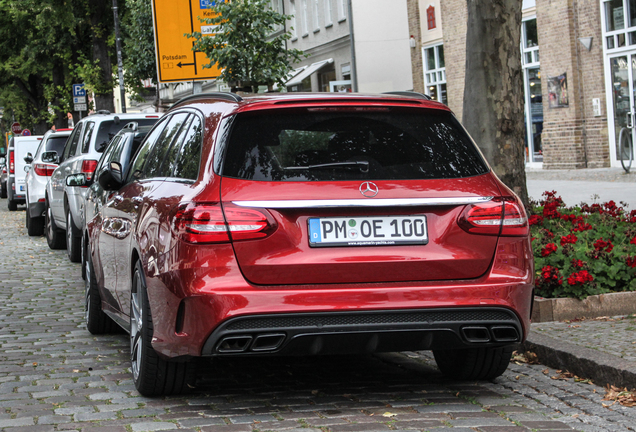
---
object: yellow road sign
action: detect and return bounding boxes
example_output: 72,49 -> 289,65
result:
151,0 -> 222,83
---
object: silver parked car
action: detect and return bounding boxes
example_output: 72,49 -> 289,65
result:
25,128 -> 73,236
44,111 -> 161,262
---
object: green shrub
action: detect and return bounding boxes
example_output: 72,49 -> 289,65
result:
531,191 -> 636,299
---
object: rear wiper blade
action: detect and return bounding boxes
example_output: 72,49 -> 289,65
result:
285,161 -> 369,172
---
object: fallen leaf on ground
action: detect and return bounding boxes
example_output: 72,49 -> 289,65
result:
603,385 -> 636,407
382,412 -> 397,418
542,369 -> 549,375
511,350 -> 539,364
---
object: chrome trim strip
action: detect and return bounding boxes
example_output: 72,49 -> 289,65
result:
232,196 -> 493,209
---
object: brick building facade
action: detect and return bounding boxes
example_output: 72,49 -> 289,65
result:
409,0 -> 616,169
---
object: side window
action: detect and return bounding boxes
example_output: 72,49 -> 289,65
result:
127,117 -> 171,182
96,136 -> 121,178
159,115 -> 193,177
143,113 -> 189,179
173,115 -> 203,180
62,124 -> 83,162
81,122 -> 95,153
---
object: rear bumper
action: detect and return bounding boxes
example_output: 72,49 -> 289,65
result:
200,307 -> 523,356
144,236 -> 534,359
28,201 -> 45,219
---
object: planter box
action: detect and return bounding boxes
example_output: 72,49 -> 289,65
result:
532,291 -> 636,322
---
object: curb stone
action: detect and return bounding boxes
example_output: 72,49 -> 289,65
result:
523,331 -> 636,389
531,291 -> 636,323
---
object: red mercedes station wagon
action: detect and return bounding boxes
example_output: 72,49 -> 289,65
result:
83,92 -> 534,396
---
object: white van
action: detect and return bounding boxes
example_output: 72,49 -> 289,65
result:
7,135 -> 43,211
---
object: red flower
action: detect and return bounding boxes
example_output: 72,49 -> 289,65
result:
529,215 -> 544,226
541,243 -> 558,257
626,256 -> 636,268
571,259 -> 585,268
560,234 -> 578,246
593,238 -> 614,253
631,236 -> 636,245
572,221 -> 593,232
567,270 -> 594,285
536,265 -> 563,287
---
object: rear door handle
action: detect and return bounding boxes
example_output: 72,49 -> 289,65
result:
132,196 -> 143,204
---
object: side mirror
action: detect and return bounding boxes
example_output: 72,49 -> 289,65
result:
42,151 -> 59,164
24,152 -> 34,164
98,161 -> 123,190
66,173 -> 90,187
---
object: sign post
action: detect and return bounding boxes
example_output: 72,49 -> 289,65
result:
151,0 -> 222,83
72,84 -> 87,118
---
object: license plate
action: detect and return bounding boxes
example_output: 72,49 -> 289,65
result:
308,216 -> 428,247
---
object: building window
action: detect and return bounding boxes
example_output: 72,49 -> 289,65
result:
338,0 -> 346,21
290,0 -> 298,39
324,0 -> 333,26
301,0 -> 309,36
522,18 -> 543,164
426,6 -> 436,30
423,44 -> 446,105
270,0 -> 284,32
313,0 -> 320,31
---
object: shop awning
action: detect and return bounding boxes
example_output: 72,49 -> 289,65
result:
285,58 -> 334,87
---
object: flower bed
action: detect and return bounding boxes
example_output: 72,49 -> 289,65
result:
531,191 -> 636,299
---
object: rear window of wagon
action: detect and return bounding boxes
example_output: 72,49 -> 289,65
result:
221,109 -> 489,181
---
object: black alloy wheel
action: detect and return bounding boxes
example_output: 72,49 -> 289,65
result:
130,261 -> 195,396
66,209 -> 81,262
85,249 -> 118,334
45,203 -> 66,249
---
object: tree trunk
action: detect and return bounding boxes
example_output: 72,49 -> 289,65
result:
89,0 -> 115,113
462,0 -> 529,208
52,62 -> 68,130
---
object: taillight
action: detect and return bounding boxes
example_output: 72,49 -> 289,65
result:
33,163 -> 57,176
172,203 -> 274,244
82,159 -> 98,182
9,151 -> 14,174
458,197 -> 528,237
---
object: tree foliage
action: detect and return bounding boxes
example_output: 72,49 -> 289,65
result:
0,0 -> 119,134
187,0 -> 305,92
122,0 -> 158,101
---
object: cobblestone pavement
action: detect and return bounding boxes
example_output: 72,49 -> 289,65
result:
532,316 -> 636,363
1,200 -> 635,431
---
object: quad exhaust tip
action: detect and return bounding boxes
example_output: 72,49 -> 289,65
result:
461,325 -> 519,344
217,333 -> 286,353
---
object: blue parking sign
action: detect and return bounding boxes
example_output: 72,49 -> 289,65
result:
72,84 -> 86,97
200,0 -> 212,8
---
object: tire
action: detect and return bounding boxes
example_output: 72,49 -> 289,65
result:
619,127 -> 633,173
7,199 -> 17,211
66,209 -> 81,263
433,345 -> 513,381
130,261 -> 195,396
0,182 -> 6,199
85,250 -> 118,334
81,234 -> 87,280
45,203 -> 66,250
27,210 -> 45,236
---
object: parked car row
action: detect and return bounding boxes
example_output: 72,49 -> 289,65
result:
5,92 -> 534,397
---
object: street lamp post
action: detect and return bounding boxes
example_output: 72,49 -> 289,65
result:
113,0 -> 127,113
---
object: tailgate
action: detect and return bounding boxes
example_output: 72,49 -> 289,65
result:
221,175 -> 502,285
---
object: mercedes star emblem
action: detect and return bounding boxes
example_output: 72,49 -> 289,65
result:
359,181 -> 379,198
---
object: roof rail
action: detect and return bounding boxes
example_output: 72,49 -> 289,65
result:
382,91 -> 432,100
123,121 -> 139,132
173,92 -> 244,106
95,109 -> 111,115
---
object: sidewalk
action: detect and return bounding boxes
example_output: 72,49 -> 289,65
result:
526,167 -> 636,208
522,167 -> 636,389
